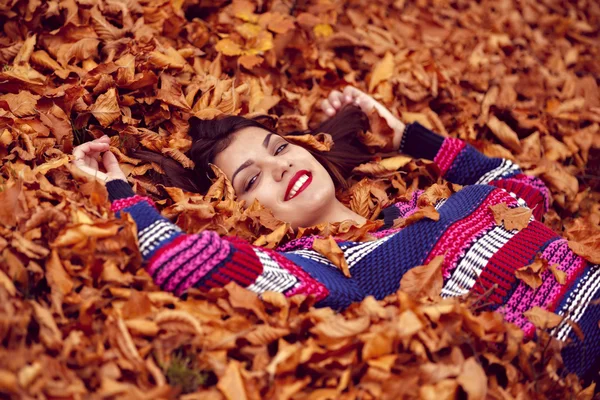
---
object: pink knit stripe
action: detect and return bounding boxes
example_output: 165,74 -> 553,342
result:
425,188 -> 518,277
161,232 -> 231,292
111,195 -> 157,212
499,239 -> 586,335
146,235 -> 199,276
434,138 -> 465,175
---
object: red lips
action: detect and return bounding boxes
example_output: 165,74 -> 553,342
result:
284,170 -> 312,201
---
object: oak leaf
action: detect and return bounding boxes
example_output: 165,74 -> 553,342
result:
515,256 -> 547,289
487,115 -> 522,153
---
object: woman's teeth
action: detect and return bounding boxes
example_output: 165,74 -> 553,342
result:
288,174 -> 309,199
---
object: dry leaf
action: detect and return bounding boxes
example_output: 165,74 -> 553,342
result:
489,203 -> 532,231
399,255 -> 444,299
313,236 -> 351,278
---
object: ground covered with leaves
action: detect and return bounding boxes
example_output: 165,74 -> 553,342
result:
0,0 -> 599,398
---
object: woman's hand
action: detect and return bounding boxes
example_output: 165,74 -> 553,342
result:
72,136 -> 127,183
320,86 -> 407,151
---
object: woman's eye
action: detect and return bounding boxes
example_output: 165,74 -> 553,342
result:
275,144 -> 288,155
245,175 -> 258,191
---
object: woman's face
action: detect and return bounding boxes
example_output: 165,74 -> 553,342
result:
213,126 -> 336,229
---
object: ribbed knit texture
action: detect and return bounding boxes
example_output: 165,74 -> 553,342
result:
107,123 -> 599,379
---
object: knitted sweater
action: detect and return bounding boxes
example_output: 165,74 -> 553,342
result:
106,123 -> 600,379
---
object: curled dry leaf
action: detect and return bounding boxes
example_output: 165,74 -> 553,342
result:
313,236 -> 351,277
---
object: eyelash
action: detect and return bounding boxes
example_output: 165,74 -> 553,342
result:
244,143 -> 288,192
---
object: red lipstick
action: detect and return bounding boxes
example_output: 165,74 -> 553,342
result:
285,170 -> 312,201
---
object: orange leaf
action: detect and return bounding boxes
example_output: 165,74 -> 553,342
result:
313,236 -> 351,277
487,115 -> 522,153
399,255 -> 444,299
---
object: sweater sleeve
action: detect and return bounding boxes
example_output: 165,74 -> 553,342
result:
106,179 -> 328,299
399,123 -> 552,220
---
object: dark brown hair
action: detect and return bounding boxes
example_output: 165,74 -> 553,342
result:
132,105 -> 373,193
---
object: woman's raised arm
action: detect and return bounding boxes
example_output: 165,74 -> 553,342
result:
400,122 -> 551,219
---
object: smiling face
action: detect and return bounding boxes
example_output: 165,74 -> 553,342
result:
213,126 -> 337,229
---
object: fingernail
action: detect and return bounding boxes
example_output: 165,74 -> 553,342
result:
333,101 -> 340,107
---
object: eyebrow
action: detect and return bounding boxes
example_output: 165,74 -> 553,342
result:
231,133 -> 276,187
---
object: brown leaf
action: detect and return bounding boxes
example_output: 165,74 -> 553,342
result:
549,264 -> 566,285
456,357 -> 487,400
0,91 -> 39,117
489,203 -> 532,231
568,240 -> 600,264
89,88 -> 120,126
217,361 -> 248,400
157,73 -> 190,110
399,255 -> 444,299
487,115 -> 522,153
283,132 -> 333,152
523,306 -> 563,329
515,257 -> 547,289
393,205 -> 440,228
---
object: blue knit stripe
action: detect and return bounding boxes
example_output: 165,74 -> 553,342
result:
282,253 -> 365,310
560,270 -> 600,377
116,200 -> 163,232
351,185 -> 497,301
445,145 -> 503,185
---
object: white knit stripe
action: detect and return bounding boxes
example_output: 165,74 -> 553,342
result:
475,160 -> 520,185
139,220 -> 182,253
288,249 -> 336,268
246,248 -> 298,295
441,225 -> 516,298
344,235 -> 393,269
554,265 -> 600,341
435,198 -> 448,210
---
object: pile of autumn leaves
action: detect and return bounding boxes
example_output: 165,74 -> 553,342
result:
0,0 -> 599,398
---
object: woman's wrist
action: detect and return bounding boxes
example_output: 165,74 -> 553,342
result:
106,179 -> 136,202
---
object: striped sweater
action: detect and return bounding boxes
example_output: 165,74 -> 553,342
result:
106,123 -> 600,379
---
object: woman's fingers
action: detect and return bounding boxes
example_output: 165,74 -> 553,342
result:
328,90 -> 345,109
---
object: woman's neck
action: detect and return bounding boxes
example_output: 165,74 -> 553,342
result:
314,200 -> 367,227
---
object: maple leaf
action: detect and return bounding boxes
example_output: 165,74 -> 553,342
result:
489,203 -> 532,231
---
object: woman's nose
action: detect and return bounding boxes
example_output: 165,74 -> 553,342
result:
271,158 -> 290,182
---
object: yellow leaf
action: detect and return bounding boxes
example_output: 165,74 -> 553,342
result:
236,22 -> 262,39
369,52 -> 394,92
216,38 -> 244,56
313,23 -> 333,38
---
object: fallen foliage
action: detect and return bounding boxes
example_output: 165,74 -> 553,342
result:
0,0 -> 599,398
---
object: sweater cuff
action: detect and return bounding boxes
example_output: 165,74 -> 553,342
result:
399,122 -> 445,161
106,179 -> 136,202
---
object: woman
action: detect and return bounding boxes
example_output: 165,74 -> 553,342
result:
73,87 -> 599,381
